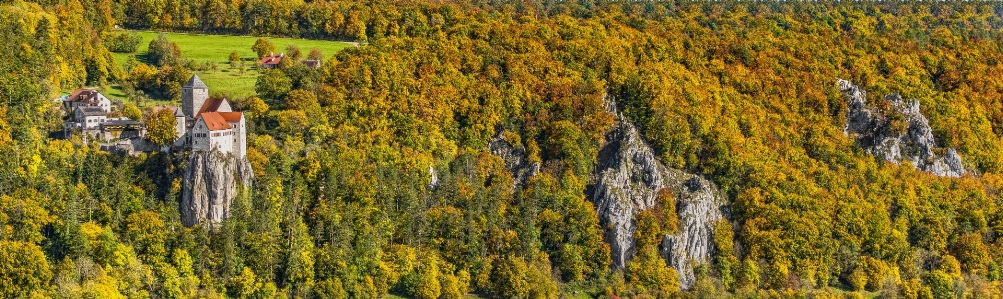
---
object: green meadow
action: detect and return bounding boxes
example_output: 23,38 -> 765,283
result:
111,31 -> 352,101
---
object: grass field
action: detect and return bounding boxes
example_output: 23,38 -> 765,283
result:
110,31 -> 352,101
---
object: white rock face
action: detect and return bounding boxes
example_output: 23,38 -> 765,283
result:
488,131 -> 540,189
428,166 -> 439,190
838,79 -> 964,177
181,151 -> 254,227
592,95 -> 727,289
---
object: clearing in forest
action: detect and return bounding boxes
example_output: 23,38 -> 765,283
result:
110,31 -> 352,100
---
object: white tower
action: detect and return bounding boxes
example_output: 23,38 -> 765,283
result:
182,74 -> 209,118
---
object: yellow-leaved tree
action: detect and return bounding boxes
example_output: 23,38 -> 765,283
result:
145,108 -> 177,146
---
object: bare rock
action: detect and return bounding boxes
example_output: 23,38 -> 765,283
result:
181,151 -> 254,227
591,94 -> 727,289
489,131 -> 540,189
838,79 -> 965,177
429,165 -> 439,190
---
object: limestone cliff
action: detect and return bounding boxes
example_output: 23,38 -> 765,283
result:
489,130 -> 540,189
181,151 -> 254,227
591,96 -> 727,289
838,79 -> 964,177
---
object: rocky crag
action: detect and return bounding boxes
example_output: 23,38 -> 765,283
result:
838,79 -> 964,177
591,96 -> 727,289
489,130 -> 540,189
181,151 -> 254,227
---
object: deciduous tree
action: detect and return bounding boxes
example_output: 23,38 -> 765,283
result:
145,108 -> 178,146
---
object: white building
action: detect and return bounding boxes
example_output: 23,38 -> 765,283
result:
64,106 -> 145,142
64,88 -> 112,113
71,106 -> 107,129
191,111 -> 245,158
180,74 -> 246,159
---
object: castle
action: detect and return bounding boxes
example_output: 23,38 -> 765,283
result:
177,74 -> 247,158
61,74 -> 247,157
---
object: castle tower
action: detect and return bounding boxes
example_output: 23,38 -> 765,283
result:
182,74 -> 209,118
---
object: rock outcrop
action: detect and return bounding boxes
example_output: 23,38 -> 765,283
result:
428,166 -> 439,190
591,96 -> 727,289
838,79 -> 964,177
489,131 -> 540,189
181,151 -> 254,227
99,137 -> 161,156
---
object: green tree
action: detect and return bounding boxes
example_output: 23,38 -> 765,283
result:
147,33 -> 181,67
255,69 -> 292,101
240,96 -> 270,119
0,241 -> 52,298
923,271 -> 953,299
314,278 -> 347,299
285,44 -> 303,62
124,211 -> 167,262
252,37 -> 275,59
307,48 -> 324,61
145,108 -> 178,146
103,31 -> 143,53
230,267 -> 260,299
86,52 -> 111,87
123,103 -> 142,120
284,89 -> 319,111
0,188 -> 52,244
229,51 -> 241,69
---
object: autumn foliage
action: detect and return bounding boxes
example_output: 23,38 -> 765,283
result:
4,0 -> 1003,298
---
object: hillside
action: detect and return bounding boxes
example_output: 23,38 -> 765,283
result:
2,1 -> 1003,299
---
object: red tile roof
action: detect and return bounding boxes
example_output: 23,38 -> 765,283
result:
260,53 -> 283,66
66,88 -> 101,103
217,112 -> 243,122
198,98 -> 229,115
199,112 -> 232,131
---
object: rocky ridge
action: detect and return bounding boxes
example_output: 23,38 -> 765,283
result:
181,151 -> 254,227
591,95 -> 727,289
838,79 -> 964,177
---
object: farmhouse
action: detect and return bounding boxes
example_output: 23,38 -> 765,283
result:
64,88 -> 112,113
259,52 -> 283,69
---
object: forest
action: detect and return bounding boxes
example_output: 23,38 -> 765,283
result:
3,0 -> 1003,298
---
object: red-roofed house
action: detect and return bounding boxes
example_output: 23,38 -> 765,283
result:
64,88 -> 112,113
259,52 -> 284,69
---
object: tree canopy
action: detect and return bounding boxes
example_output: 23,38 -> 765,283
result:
5,0 -> 1003,298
